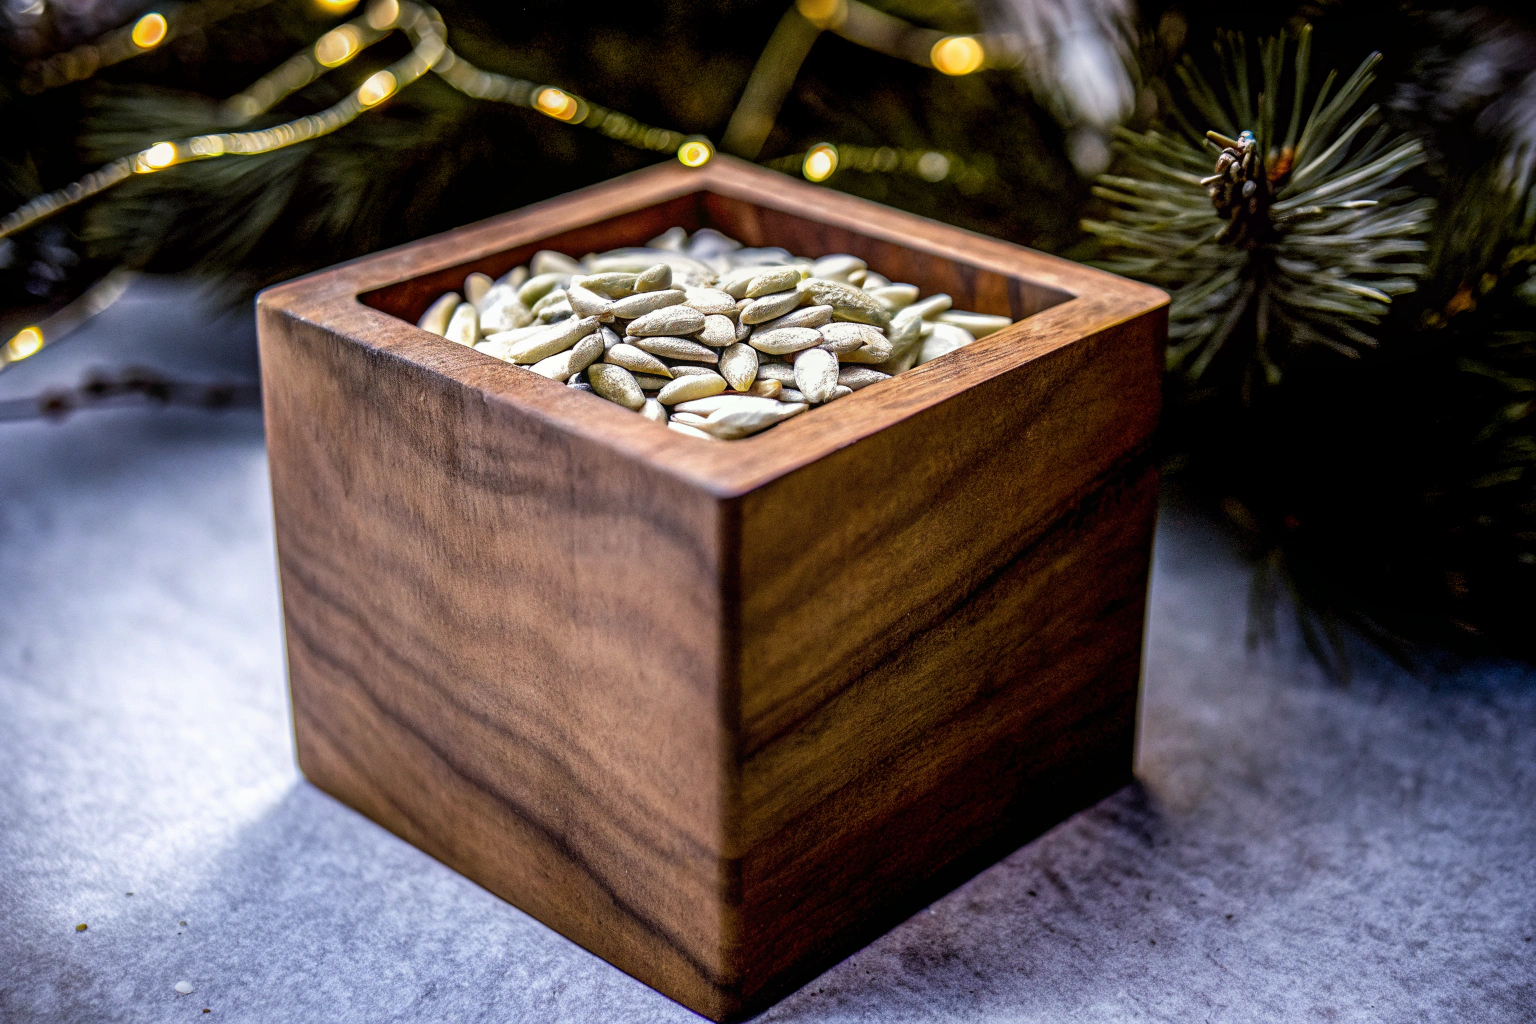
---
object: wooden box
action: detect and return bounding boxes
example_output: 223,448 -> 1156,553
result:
256,155 -> 1166,1020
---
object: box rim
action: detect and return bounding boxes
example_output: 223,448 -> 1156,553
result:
257,155 -> 1167,498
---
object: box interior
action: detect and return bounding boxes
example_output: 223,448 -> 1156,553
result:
359,189 -> 1074,328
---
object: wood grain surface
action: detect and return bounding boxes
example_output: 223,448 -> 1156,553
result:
258,156 -> 1166,1019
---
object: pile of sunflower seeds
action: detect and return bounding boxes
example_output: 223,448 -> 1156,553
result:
415,226 -> 1013,440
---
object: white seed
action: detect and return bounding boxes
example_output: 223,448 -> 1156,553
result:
668,421 -> 715,439
829,385 -> 854,400
798,278 -> 892,327
750,326 -> 823,355
780,388 -> 807,403
667,364 -> 718,377
659,372 -> 727,404
740,290 -> 803,324
531,250 -> 583,276
174,981 -> 194,995
611,289 -> 685,318
507,316 -> 601,364
745,267 -> 803,297
640,398 -> 668,424
818,322 -> 884,355
794,347 -> 839,403
718,267 -> 763,299
531,288 -> 568,315
463,272 -> 494,307
702,401 -> 809,439
627,305 -> 706,337
916,322 -> 976,365
670,411 -> 711,427
684,287 -> 738,314
753,304 -> 833,333
480,290 -> 535,332
495,265 -> 529,289
698,314 -> 737,348
632,336 -> 718,363
649,226 -> 688,251
582,272 -> 639,298
674,394 -> 787,416
633,263 -> 674,291
898,293 -> 953,322
748,378 -> 782,399
604,343 -> 672,378
598,325 -> 623,351
517,272 -> 567,306
587,363 -> 646,410
867,283 -> 919,310
417,292 -> 460,335
719,343 -> 759,391
633,373 -> 673,390
937,310 -> 1014,337
811,254 -> 866,281
530,332 -> 603,379
567,282 -> 615,319
861,271 -> 891,290
444,302 -> 479,346
838,366 -> 891,390
755,362 -> 798,383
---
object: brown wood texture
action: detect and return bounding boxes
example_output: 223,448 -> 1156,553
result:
257,155 -> 1167,1020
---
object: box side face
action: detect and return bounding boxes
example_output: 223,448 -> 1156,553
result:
258,303 -> 739,1015
728,308 -> 1163,1006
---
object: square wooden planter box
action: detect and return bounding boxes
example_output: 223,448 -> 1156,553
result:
256,155 -> 1166,1020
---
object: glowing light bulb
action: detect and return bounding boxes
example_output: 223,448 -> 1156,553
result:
535,87 -> 579,122
141,142 -> 177,170
4,326 -> 44,363
795,0 -> 844,27
315,0 -> 360,14
930,35 -> 984,76
676,137 -> 713,168
130,12 -> 168,49
802,143 -> 838,182
364,0 -> 399,30
357,70 -> 397,107
315,25 -> 361,67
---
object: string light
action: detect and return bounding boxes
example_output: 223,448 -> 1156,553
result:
365,0 -> 398,29
535,87 -> 580,122
803,143 -> 838,182
136,142 -> 179,172
130,12 -> 169,49
677,136 -> 714,168
929,35 -> 984,76
3,327 -> 45,365
357,69 -> 397,106
315,0 -> 360,13
314,25 -> 362,67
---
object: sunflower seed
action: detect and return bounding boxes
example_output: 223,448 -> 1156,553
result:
838,366 -> 891,390
937,310 -> 1014,337
798,278 -> 892,326
698,314 -> 737,348
582,272 -> 639,298
670,411 -> 711,427
684,288 -> 738,314
567,282 -> 615,319
532,250 -> 584,276
748,378 -> 782,399
417,292 -> 460,335
780,388 -> 807,403
633,373 -> 673,390
740,290 -> 803,324
659,372 -> 728,405
867,284 -> 919,310
507,316 -> 601,364
750,326 -> 823,355
794,347 -> 839,403
587,362 -> 646,410
611,289 -> 685,319
627,305 -> 706,337
674,394 -> 787,416
667,364 -> 718,376
896,293 -> 952,322
531,289 -> 568,315
755,362 -> 798,383
719,343 -> 759,391
818,322 -> 884,355
605,343 -> 672,377
753,304 -> 833,333
916,322 -> 976,365
640,398 -> 668,424
517,273 -> 567,306
530,332 -> 603,379
702,401 -> 808,439
633,336 -> 718,362
598,325 -> 623,350
496,266 -> 529,289
634,263 -> 674,291
445,302 -> 479,346
536,301 -> 574,323
829,384 -> 854,400
649,226 -> 688,251
480,290 -> 536,332
745,267 -> 803,297
811,254 -> 866,281
463,272 -> 494,307
668,421 -> 715,439
861,271 -> 891,290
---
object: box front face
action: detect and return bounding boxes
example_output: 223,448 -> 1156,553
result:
261,158 -> 1166,1021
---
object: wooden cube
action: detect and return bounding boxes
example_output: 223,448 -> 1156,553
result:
256,156 -> 1166,1020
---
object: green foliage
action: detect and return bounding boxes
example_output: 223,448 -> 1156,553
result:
1084,26 -> 1432,392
